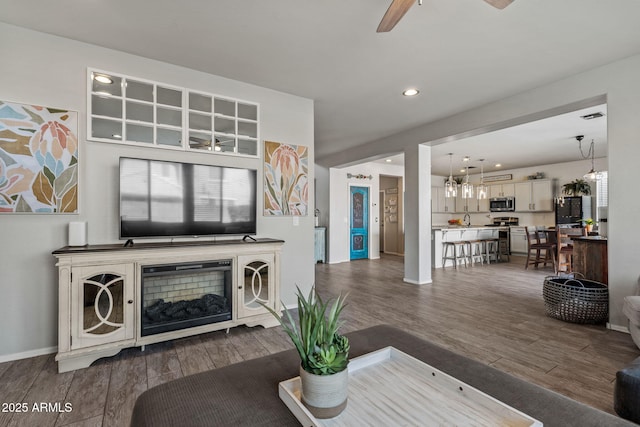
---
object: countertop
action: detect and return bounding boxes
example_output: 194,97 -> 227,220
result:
432,225 -> 510,231
572,236 -> 608,242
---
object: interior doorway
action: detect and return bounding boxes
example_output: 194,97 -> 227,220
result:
380,175 -> 404,256
349,185 -> 369,260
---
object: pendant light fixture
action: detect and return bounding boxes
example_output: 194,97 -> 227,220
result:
445,153 -> 457,198
576,135 -> 602,181
476,159 -> 488,200
461,156 -> 474,199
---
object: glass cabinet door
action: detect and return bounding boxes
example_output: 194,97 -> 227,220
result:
237,254 -> 275,318
71,264 -> 134,349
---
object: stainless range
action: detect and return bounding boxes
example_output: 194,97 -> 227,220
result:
485,217 -> 519,258
485,216 -> 519,227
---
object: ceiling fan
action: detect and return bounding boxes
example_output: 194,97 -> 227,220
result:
377,0 -> 514,32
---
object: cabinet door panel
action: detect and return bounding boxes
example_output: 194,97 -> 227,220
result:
71,264 -> 134,349
489,183 -> 514,198
531,180 -> 552,211
501,184 -> 515,197
477,196 -> 489,212
237,254 -> 275,319
514,182 -> 531,211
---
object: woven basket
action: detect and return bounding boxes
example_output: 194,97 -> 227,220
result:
543,274 -> 609,324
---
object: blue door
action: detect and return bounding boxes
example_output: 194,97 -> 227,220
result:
350,186 -> 369,260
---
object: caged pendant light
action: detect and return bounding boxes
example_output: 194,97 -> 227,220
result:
477,159 -> 488,199
461,156 -> 474,199
445,153 -> 457,198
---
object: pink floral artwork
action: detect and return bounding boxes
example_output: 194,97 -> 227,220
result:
264,141 -> 308,216
0,101 -> 78,213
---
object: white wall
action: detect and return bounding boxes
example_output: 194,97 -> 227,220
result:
0,23 -> 315,359
328,162 -> 404,264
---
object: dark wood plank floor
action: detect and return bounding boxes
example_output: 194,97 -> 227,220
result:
1,255 -> 638,426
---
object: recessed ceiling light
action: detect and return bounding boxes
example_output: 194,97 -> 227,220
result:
495,163 -> 502,168
385,159 -> 392,162
112,134 -> 121,139
403,88 -> 419,97
460,169 -> 466,173
463,156 -> 470,162
93,74 -> 113,84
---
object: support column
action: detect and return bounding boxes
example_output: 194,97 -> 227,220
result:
403,144 -> 432,284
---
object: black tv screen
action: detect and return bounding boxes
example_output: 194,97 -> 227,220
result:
119,157 -> 257,239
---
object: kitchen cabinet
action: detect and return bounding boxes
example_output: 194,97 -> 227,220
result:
455,193 -> 489,213
431,186 -> 456,213
515,180 -> 553,212
489,183 -> 515,198
455,192 -> 481,213
478,196 -> 489,213
510,226 -> 528,254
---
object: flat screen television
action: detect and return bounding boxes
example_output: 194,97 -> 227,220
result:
119,157 -> 257,239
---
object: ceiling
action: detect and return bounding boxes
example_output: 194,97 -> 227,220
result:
1,1 -> 639,163
377,103 -> 608,176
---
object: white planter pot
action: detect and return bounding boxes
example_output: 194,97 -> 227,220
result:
299,367 -> 348,419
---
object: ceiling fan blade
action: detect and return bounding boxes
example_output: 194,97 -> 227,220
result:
483,0 -> 514,9
377,0 -> 416,33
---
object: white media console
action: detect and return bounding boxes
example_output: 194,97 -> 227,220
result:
52,238 -> 283,373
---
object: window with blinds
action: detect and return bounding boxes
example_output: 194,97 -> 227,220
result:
595,171 -> 608,220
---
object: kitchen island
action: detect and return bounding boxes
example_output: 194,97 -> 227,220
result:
432,226 -> 509,268
572,236 -> 608,284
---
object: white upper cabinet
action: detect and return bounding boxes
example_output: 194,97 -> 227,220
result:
514,180 -> 553,211
489,183 -> 515,198
431,186 -> 456,213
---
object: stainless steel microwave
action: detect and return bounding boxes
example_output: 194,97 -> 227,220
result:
489,197 -> 515,212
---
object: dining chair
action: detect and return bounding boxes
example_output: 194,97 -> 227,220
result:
525,226 -> 556,270
556,226 -> 587,273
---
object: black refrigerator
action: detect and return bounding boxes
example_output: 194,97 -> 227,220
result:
555,196 -> 592,225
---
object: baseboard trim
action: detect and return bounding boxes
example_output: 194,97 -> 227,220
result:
382,251 -> 404,257
0,346 -> 57,363
403,277 -> 433,285
608,323 -> 630,334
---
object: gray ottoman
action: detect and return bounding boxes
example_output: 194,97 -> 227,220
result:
615,356 -> 640,423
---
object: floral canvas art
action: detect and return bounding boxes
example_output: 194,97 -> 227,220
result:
264,140 -> 308,216
0,101 -> 78,213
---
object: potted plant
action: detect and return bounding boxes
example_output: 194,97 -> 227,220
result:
562,179 -> 592,196
581,218 -> 595,233
264,286 -> 350,419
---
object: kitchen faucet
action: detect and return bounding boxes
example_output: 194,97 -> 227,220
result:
463,213 -> 471,227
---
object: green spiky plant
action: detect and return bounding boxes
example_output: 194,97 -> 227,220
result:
263,286 -> 349,375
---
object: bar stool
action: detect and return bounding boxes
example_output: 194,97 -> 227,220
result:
442,241 -> 468,268
498,233 -> 510,262
466,239 -> 485,265
484,238 -> 500,264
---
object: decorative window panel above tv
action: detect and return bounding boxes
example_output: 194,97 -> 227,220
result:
87,69 -> 260,157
